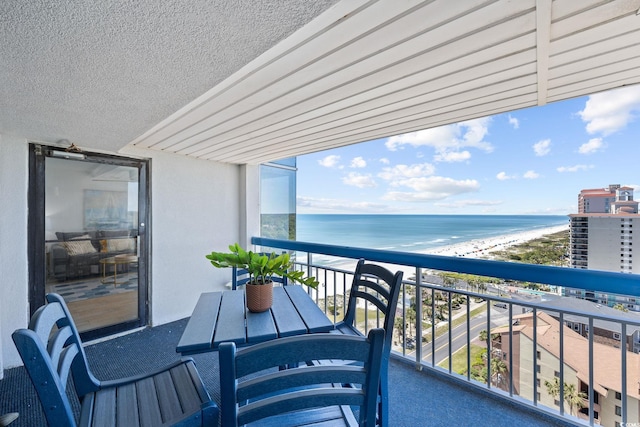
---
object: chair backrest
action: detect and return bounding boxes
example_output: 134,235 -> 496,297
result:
231,251 -> 288,289
12,293 -> 100,427
219,328 -> 385,427
341,259 -> 403,354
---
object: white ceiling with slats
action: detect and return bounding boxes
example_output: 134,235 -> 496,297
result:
130,0 -> 640,164
3,1 -> 640,164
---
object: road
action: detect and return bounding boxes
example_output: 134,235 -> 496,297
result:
407,304 -> 511,367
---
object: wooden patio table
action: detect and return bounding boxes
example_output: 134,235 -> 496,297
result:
176,285 -> 334,355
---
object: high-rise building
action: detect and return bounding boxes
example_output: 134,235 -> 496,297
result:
578,184 -> 620,213
567,185 -> 640,310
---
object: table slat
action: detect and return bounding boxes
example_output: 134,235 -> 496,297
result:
213,290 -> 247,347
176,292 -> 222,354
246,303 -> 278,343
271,287 -> 307,337
285,286 -> 334,333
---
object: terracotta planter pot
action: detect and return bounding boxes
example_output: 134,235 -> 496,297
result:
245,281 -> 273,312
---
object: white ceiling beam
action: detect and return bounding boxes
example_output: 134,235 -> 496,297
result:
536,0 -> 552,106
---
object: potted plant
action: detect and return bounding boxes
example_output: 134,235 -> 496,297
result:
206,243 -> 319,312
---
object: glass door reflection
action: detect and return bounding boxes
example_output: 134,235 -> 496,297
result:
45,157 -> 140,333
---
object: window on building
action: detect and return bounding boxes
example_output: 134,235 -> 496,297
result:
536,350 -> 541,360
554,370 -> 560,378
537,365 -> 541,373
615,405 -> 622,416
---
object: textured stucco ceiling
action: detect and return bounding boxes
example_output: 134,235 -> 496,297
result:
0,0 -> 338,153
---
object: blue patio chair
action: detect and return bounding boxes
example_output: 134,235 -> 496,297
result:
332,259 -> 403,427
12,293 -> 218,427
231,251 -> 288,289
219,328 -> 385,427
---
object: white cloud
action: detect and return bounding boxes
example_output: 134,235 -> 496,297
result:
382,176 -> 480,202
350,156 -> 366,168
508,115 -> 519,129
378,163 -> 435,181
533,139 -> 551,156
435,199 -> 503,209
578,86 -> 640,135
578,138 -> 604,154
434,150 -> 471,163
523,170 -> 539,179
557,164 -> 594,173
318,155 -> 341,168
342,172 -> 376,188
496,172 -> 515,180
379,157 -> 390,165
297,196 -> 388,213
384,117 -> 493,162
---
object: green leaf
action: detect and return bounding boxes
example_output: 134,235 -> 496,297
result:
206,243 -> 318,288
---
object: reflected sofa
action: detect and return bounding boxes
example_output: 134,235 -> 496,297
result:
50,229 -> 137,281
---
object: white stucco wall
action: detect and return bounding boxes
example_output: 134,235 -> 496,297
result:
0,136 -> 30,371
1,140 -> 258,370
121,146 -> 249,326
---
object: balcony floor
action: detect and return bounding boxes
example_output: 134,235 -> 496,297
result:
1,318 -> 576,426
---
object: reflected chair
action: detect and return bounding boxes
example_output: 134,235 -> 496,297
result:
333,259 -> 404,426
231,251 -> 288,289
12,293 -> 218,427
219,328 -> 385,427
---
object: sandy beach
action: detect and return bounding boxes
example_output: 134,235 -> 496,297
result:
311,223 -> 569,298
422,224 -> 569,258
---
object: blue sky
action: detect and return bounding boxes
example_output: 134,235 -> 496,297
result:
296,86 -> 640,215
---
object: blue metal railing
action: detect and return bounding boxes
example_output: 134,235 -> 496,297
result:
252,237 -> 640,426
253,237 -> 640,297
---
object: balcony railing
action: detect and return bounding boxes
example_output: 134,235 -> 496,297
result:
253,237 -> 640,427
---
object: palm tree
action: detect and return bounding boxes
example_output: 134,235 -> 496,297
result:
490,356 -> 508,389
479,329 -> 488,343
406,307 -> 416,336
439,273 -> 456,288
394,316 -> 405,344
544,377 -> 561,402
544,378 -> 587,416
564,383 -> 587,416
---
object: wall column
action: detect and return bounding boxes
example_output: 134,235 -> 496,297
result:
239,164 -> 260,249
0,135 -> 29,371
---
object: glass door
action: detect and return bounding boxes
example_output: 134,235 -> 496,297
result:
30,145 -> 148,339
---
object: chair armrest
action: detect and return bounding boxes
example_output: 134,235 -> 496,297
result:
50,244 -> 69,260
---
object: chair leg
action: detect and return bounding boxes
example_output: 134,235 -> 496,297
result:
379,364 -> 389,426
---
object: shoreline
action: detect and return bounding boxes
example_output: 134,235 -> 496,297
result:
421,224 -> 569,258
311,224 -> 569,296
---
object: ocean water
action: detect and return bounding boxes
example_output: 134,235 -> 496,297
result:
297,214 -> 567,254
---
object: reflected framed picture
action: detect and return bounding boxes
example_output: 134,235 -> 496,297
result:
84,190 -> 132,230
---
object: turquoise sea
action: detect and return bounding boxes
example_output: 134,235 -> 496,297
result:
297,214 -> 567,254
